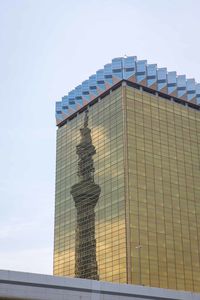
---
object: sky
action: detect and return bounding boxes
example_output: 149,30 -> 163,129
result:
0,0 -> 200,275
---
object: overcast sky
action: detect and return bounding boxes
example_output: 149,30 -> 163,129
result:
0,0 -> 200,275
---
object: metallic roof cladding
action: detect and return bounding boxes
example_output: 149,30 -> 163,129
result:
123,56 -> 137,80
75,85 -> 83,107
167,71 -> 177,96
196,83 -> 200,104
147,64 -> 157,88
136,60 -> 147,85
177,75 -> 187,99
186,79 -> 196,102
55,56 -> 200,124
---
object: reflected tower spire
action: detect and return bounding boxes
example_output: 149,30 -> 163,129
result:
71,110 -> 100,280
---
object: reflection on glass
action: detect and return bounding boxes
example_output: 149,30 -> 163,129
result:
71,110 -> 100,280
54,85 -> 200,292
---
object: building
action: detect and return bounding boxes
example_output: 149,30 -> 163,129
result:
54,56 -> 200,292
1,270 -> 199,300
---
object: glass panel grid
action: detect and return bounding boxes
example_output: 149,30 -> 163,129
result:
126,86 -> 200,292
54,87 -> 127,283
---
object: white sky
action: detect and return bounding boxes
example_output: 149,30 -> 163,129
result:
0,0 -> 199,275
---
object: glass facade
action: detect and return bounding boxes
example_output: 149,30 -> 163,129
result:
54,87 -> 127,283
125,86 -> 200,292
54,83 -> 200,292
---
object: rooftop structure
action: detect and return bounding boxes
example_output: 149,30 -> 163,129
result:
55,56 -> 200,124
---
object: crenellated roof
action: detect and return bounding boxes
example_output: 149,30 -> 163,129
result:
55,56 -> 200,125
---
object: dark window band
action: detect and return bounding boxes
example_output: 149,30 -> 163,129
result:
113,69 -> 122,73
147,75 -> 156,80
125,67 -> 135,72
136,71 -> 145,76
105,74 -> 112,79
187,90 -> 195,94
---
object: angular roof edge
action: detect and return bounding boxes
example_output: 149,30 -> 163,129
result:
55,56 -> 200,125
57,80 -> 200,128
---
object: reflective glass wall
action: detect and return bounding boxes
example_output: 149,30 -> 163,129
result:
54,83 -> 200,292
54,87 -> 127,283
125,86 -> 200,292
